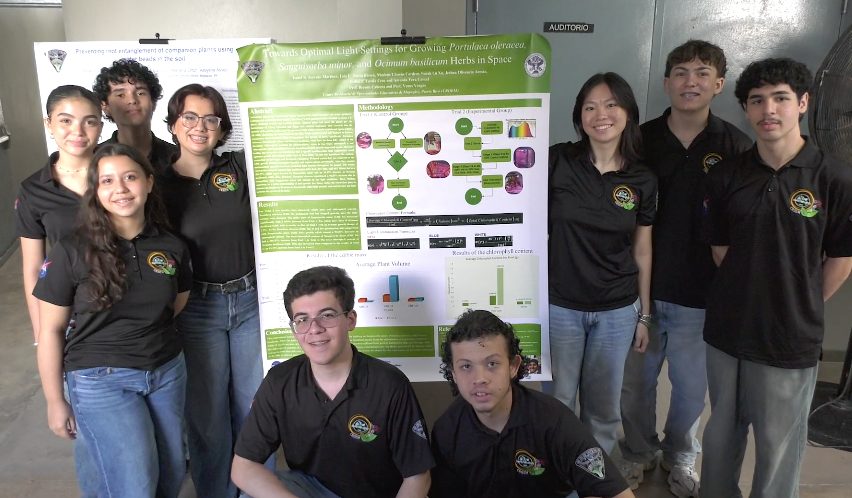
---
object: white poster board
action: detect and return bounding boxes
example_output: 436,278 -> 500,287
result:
33,38 -> 269,153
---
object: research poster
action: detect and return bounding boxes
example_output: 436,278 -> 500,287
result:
34,38 -> 268,154
237,34 -> 552,381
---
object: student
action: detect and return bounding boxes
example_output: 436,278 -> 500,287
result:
702,58 -> 852,497
93,58 -> 176,174
232,265 -> 433,498
618,40 -> 751,496
159,83 -> 261,498
547,72 -> 655,458
14,84 -> 103,497
430,309 -> 634,498
34,143 -> 192,498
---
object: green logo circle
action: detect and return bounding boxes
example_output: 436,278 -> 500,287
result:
455,118 -> 473,135
465,188 -> 482,205
388,117 -> 404,133
392,195 -> 407,210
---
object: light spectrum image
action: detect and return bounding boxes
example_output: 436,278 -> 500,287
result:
507,119 -> 535,138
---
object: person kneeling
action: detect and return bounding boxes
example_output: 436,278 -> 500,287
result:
430,309 -> 635,498
231,265 -> 433,498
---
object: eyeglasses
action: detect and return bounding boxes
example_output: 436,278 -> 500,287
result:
179,112 -> 222,130
289,310 -> 351,335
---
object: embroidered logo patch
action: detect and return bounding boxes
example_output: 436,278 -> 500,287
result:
702,152 -> 723,173
412,419 -> 427,440
39,259 -> 52,279
146,252 -> 176,275
575,447 -> 606,479
348,414 -> 379,442
514,449 -> 546,476
789,189 -> 821,218
212,173 -> 238,192
612,185 -> 637,210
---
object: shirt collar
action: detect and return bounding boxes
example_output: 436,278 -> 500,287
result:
39,152 -> 62,184
752,136 -> 820,170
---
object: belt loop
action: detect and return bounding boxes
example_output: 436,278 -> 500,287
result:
200,282 -> 208,298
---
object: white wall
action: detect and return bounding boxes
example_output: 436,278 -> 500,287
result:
62,0 -> 403,42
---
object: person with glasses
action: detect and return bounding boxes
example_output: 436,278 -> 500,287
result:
160,83 -> 264,498
232,265 -> 434,498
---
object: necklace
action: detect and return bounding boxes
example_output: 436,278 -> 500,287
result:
54,163 -> 86,174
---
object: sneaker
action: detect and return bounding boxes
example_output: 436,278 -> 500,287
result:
616,460 -> 644,490
666,464 -> 700,498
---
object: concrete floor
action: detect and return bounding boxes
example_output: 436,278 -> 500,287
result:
1,245 -> 850,497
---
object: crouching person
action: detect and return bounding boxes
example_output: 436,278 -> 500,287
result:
430,309 -> 635,498
231,265 -> 433,498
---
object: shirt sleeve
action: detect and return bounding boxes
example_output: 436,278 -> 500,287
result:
234,375 -> 282,463
14,185 -> 46,239
176,242 -> 193,292
637,170 -> 658,226
32,240 -> 77,306
386,372 -> 435,478
824,162 -> 852,257
551,409 -> 630,498
704,161 -> 731,246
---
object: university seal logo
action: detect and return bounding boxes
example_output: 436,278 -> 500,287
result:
575,447 -> 606,479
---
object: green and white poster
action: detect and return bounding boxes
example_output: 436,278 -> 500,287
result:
237,34 -> 551,381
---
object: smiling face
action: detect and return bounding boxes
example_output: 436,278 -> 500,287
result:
95,154 -> 153,224
45,97 -> 103,159
745,83 -> 808,145
102,78 -> 154,128
171,94 -> 223,159
450,334 -> 522,423
664,58 -> 724,113
580,83 -> 628,147
291,289 -> 356,368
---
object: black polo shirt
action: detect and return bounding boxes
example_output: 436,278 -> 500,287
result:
100,130 -> 177,176
642,109 -> 751,308
430,384 -> 629,498
704,139 -> 852,368
15,153 -> 82,244
234,346 -> 434,498
549,142 -> 657,311
160,151 -> 255,283
33,224 -> 192,371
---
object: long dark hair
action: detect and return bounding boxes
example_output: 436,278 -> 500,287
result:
572,72 -> 642,165
165,84 -> 233,161
77,143 -> 169,310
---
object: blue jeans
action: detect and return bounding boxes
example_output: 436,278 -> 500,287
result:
702,345 -> 817,498
620,300 -> 706,467
544,301 -> 638,454
179,285 -> 264,498
66,353 -> 187,498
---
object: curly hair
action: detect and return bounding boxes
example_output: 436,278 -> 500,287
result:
734,58 -> 813,107
282,266 -> 355,320
77,143 -> 169,310
93,59 -> 163,121
440,309 -> 530,396
572,72 -> 643,166
665,39 -> 727,77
